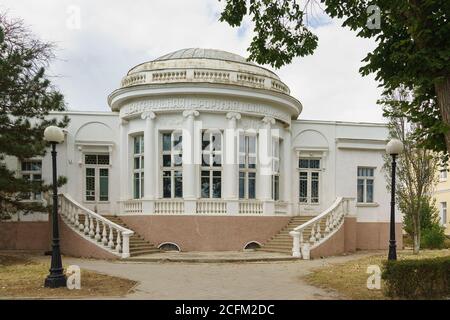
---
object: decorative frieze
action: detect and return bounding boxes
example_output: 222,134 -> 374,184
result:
120,97 -> 291,124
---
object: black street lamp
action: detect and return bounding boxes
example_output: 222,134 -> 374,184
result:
386,138 -> 404,261
43,126 -> 66,288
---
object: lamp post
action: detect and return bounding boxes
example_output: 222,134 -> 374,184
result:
43,126 -> 66,288
386,138 -> 404,261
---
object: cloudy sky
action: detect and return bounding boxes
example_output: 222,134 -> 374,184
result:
1,0 -> 385,123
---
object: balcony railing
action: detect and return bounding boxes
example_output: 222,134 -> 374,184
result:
154,199 -> 184,214
239,200 -> 263,215
196,199 -> 227,214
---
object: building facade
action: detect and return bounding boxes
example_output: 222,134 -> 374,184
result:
433,166 -> 450,235
1,49 -> 403,256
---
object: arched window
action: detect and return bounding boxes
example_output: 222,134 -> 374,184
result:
201,130 -> 222,198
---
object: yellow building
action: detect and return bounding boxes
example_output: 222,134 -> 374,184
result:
433,167 -> 450,235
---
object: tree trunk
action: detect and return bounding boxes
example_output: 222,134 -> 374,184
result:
413,226 -> 420,255
435,75 -> 450,151
412,212 -> 421,255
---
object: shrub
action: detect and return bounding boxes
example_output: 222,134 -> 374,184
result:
382,256 -> 450,299
421,224 -> 446,249
445,237 -> 450,249
402,196 -> 439,237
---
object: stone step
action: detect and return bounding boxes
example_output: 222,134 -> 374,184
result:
130,249 -> 160,256
130,244 -> 157,250
267,239 -> 295,244
100,215 -> 161,257
263,243 -> 292,249
259,248 -> 291,254
259,215 -> 325,253
130,239 -> 149,243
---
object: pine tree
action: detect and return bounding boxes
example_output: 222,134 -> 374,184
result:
0,13 -> 69,219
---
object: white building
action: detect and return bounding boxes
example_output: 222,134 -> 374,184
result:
2,49 -> 403,258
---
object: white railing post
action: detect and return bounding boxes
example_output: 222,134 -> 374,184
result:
290,197 -> 347,259
289,231 -> 302,258
115,231 -> 122,253
301,243 -> 311,260
121,231 -> 132,258
58,194 -> 135,259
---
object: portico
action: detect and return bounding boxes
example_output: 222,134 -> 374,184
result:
108,49 -> 302,216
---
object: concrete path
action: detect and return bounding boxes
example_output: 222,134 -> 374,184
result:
32,251 -> 374,300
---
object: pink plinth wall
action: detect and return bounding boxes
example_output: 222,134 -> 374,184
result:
120,215 -> 291,252
0,221 -> 50,251
356,221 -> 403,250
0,216 -> 404,258
310,217 -> 404,259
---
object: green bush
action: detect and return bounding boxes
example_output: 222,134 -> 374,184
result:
402,196 -> 439,236
382,256 -> 450,299
421,224 -> 446,249
445,237 -> 450,249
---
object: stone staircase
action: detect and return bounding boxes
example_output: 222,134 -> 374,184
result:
101,215 -> 160,257
259,216 -> 326,254
74,214 -> 159,257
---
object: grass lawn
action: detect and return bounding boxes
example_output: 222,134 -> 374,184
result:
0,253 -> 137,299
304,249 -> 450,300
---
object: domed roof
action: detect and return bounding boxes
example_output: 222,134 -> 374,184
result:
122,48 -> 289,95
154,48 -> 255,66
109,48 -> 302,122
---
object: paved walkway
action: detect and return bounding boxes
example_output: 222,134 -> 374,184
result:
31,251 -> 374,300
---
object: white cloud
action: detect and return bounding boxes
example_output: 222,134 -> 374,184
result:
0,0 -> 385,123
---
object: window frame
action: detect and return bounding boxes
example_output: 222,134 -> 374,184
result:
83,153 -> 110,203
200,130 -> 223,199
20,160 -> 43,201
439,167 -> 448,181
132,135 -> 144,199
272,137 -> 281,201
298,158 -> 321,205
238,132 -> 257,200
161,131 -> 183,199
357,167 -> 375,204
440,202 -> 447,226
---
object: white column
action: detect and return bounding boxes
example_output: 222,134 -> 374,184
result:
283,127 -> 293,215
259,116 -> 275,215
142,111 -> 156,213
119,119 -> 130,203
182,109 -> 199,214
225,112 -> 241,214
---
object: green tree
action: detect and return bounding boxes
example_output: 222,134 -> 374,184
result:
382,88 -> 439,254
219,0 -> 450,153
0,13 -> 68,219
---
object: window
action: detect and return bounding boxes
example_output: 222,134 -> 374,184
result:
440,168 -> 448,181
357,167 -> 375,203
272,138 -> 281,201
239,133 -> 257,199
162,131 -> 183,198
440,202 -> 447,226
133,136 -> 144,199
299,158 -> 320,204
84,154 -> 109,202
201,130 -> 222,198
21,160 -> 42,201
